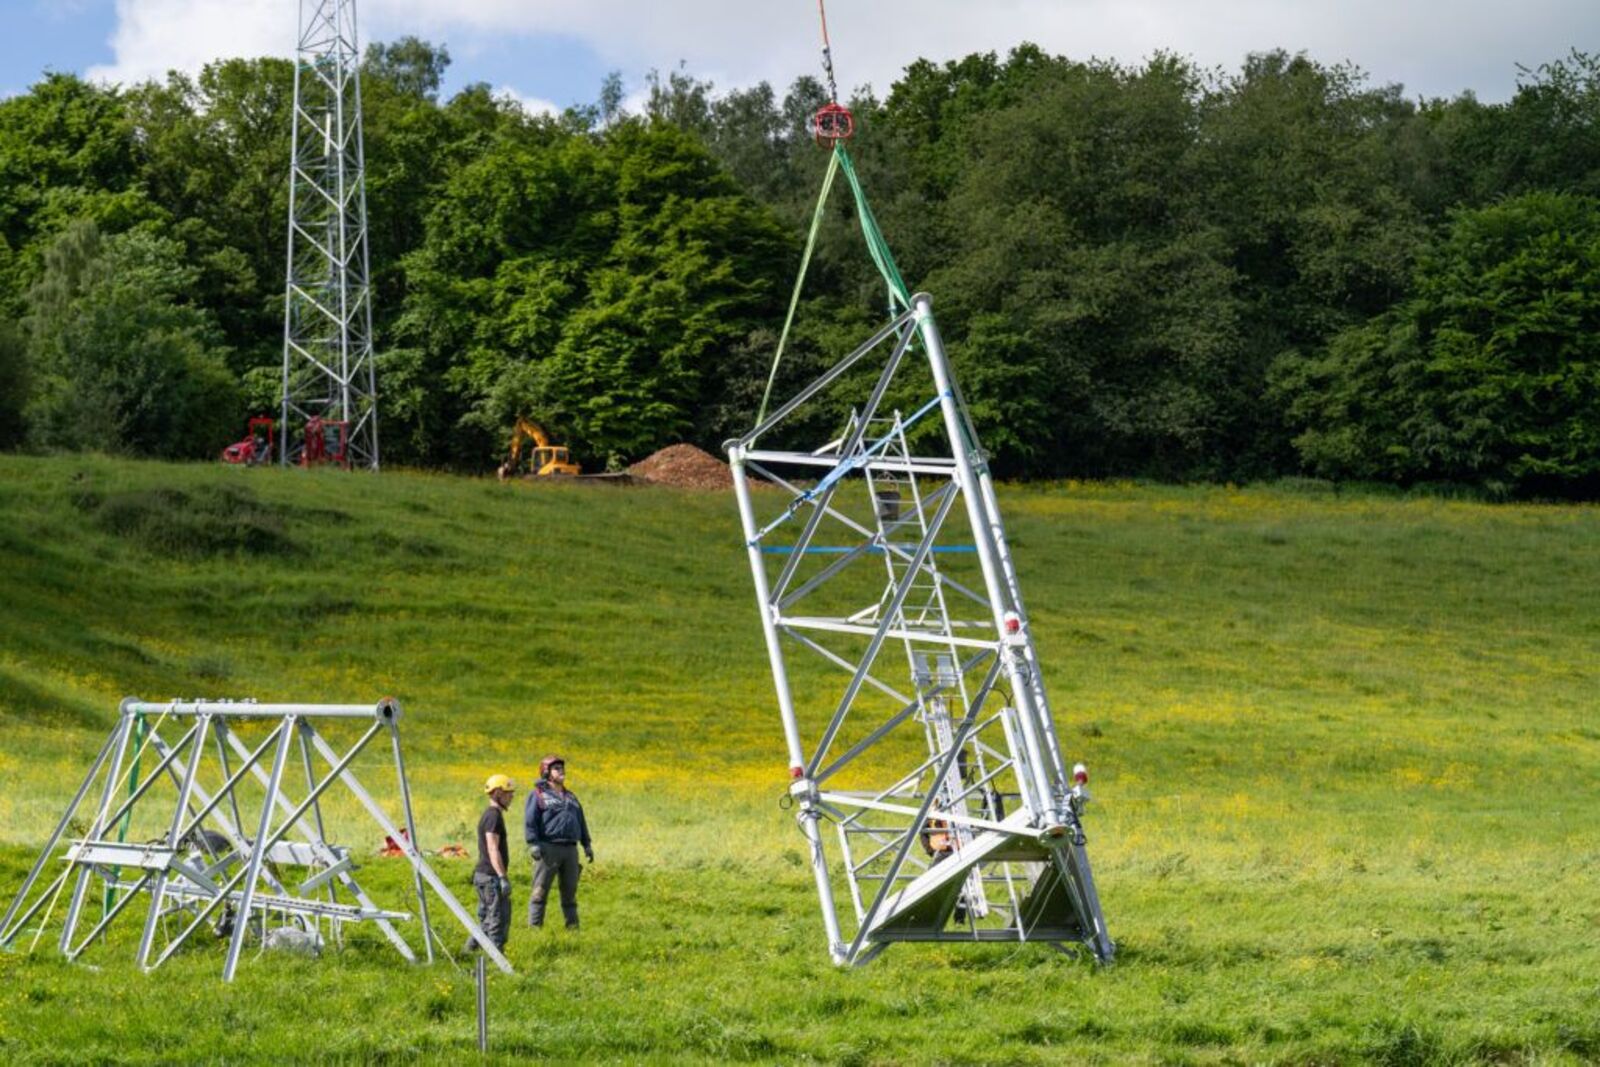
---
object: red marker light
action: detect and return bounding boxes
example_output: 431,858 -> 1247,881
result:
790,765 -> 805,780
1072,763 -> 1089,786
1003,611 -> 1022,634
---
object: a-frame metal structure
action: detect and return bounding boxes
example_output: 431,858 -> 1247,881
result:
280,0 -> 379,469
727,292 -> 1114,966
0,698 -> 510,981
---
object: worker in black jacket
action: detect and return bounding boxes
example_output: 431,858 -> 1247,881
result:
524,755 -> 592,929
469,773 -> 516,954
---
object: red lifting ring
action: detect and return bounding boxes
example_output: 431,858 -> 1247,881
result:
812,102 -> 854,147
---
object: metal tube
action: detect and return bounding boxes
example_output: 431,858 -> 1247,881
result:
295,722 -> 333,941
388,716 -> 434,963
57,713 -> 135,954
125,699 -> 390,720
729,447 -> 807,774
0,726 -> 118,946
973,465 -> 1070,797
351,5 -> 379,471
215,725 -> 245,844
302,729 -> 513,975
280,0 -> 304,466
913,293 -> 1057,813
476,953 -> 488,1053
297,724 -> 329,846
136,714 -> 211,968
732,441 -> 845,950
735,306 -> 917,448
224,718 -> 296,981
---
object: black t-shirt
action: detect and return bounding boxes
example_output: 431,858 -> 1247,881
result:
475,805 -> 508,878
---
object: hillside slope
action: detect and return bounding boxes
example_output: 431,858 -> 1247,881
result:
0,455 -> 1597,1062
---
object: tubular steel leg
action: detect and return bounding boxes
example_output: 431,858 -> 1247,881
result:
224,718 -> 295,981
0,725 -> 119,947
65,872 -> 154,961
729,445 -> 846,959
58,711 -> 136,954
303,729 -> 512,975
915,292 -> 1111,958
388,716 -> 434,962
476,953 -> 488,1053
136,715 -> 211,968
296,721 -> 335,936
915,294 -> 1058,812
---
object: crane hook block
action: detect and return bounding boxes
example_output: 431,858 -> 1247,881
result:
812,102 -> 855,147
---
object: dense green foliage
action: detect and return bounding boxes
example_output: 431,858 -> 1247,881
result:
0,455 -> 1597,1061
1274,192 -> 1600,495
1,43 -> 1598,490
24,221 -> 237,457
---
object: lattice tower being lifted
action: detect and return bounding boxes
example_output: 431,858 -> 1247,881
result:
725,2 -> 1113,966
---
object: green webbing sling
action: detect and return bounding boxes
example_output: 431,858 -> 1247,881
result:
834,146 -> 910,311
754,144 -> 914,427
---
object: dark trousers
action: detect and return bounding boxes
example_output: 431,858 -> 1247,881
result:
528,843 -> 581,928
469,871 -> 510,952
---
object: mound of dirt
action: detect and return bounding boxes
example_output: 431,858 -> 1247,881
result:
628,444 -> 734,490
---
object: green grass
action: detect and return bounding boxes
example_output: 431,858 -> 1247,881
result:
0,454 -> 1597,1064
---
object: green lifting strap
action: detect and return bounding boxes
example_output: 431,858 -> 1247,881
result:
755,148 -> 839,426
834,145 -> 910,311
753,144 -> 914,427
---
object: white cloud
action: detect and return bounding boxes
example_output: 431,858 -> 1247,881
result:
87,0 -> 1600,101
494,85 -> 561,119
88,0 -> 285,85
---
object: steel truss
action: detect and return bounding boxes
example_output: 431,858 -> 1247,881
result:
280,0 -> 379,469
0,698 -> 510,981
727,293 -> 1114,966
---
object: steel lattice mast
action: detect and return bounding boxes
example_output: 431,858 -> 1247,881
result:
280,0 -> 378,469
727,116 -> 1112,963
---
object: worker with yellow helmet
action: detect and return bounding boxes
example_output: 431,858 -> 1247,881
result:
468,773 -> 516,955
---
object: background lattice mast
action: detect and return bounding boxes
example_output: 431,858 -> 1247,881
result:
280,0 -> 379,469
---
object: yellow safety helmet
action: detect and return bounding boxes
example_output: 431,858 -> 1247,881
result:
483,773 -> 516,794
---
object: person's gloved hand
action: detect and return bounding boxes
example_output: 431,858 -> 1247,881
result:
497,875 -> 512,895
530,846 -> 542,864
584,846 -> 594,864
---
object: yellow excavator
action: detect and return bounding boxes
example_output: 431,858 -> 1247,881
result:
497,417 -> 581,480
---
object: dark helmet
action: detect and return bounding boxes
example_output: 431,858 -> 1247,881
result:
538,754 -> 565,780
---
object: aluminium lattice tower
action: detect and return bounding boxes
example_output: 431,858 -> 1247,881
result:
280,0 -> 379,469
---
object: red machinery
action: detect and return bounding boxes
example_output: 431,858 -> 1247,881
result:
221,417 -> 275,465
300,416 -> 349,468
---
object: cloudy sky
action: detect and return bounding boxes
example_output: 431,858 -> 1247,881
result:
6,0 -> 1597,108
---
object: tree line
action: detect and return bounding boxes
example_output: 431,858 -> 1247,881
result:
1,39 -> 1596,494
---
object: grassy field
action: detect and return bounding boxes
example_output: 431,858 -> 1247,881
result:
0,453 -> 1596,1064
